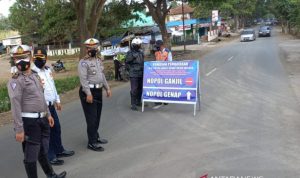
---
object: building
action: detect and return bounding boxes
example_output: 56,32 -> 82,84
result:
167,4 -> 194,22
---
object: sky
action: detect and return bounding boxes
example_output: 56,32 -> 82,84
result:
0,0 -> 16,17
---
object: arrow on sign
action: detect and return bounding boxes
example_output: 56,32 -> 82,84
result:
187,91 -> 191,100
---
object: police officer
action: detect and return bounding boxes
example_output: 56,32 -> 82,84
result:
32,47 -> 75,165
125,37 -> 144,111
78,38 -> 112,152
7,45 -> 66,178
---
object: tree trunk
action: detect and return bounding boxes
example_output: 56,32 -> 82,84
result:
234,15 -> 239,32
158,22 -> 171,49
72,0 -> 106,59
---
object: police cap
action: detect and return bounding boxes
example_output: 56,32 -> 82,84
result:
10,45 -> 32,59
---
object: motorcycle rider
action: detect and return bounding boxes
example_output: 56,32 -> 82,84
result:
125,37 -> 144,111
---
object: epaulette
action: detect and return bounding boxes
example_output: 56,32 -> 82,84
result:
45,66 -> 50,70
83,55 -> 90,60
97,56 -> 102,61
31,69 -> 37,74
12,73 -> 19,79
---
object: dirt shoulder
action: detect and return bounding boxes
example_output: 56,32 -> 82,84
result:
277,28 -> 300,103
0,35 -> 238,127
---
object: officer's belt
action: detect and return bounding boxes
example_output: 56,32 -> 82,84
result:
47,101 -> 55,106
89,83 -> 103,89
21,112 -> 47,118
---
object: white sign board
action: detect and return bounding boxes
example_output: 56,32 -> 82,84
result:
212,10 -> 219,23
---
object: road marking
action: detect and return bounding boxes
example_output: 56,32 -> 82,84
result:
227,56 -> 234,61
206,68 -> 217,77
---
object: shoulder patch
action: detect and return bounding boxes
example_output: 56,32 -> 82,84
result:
83,55 -> 90,60
81,61 -> 87,67
10,82 -> 17,90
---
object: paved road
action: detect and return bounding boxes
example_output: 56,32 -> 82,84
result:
1,29 -> 300,178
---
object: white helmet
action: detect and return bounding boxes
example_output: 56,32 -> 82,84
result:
84,38 -> 100,48
131,37 -> 142,45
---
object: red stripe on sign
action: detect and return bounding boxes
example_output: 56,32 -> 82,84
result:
200,174 -> 208,178
185,78 -> 193,85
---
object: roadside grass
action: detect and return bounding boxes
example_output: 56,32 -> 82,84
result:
0,76 -> 80,113
0,83 -> 10,113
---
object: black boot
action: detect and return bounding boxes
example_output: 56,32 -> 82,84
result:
24,161 -> 38,178
38,154 -> 67,178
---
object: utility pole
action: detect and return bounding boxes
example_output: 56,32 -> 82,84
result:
181,0 -> 186,52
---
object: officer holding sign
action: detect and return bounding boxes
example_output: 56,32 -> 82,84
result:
78,38 -> 112,152
7,45 -> 66,178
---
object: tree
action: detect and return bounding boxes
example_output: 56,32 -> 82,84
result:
190,0 -> 257,31
97,0 -> 144,39
40,0 -> 77,46
0,15 -> 11,30
71,0 -> 106,57
144,0 -> 172,48
9,0 -> 43,43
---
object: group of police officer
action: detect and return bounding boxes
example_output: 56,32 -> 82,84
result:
7,36 -> 171,177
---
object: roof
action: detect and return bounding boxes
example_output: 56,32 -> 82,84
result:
169,4 -> 194,15
122,11 -> 155,28
166,18 -> 211,27
1,35 -> 22,40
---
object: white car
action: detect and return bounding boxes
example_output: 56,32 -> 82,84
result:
240,29 -> 256,42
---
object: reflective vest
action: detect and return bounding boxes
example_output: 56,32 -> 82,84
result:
155,48 -> 170,61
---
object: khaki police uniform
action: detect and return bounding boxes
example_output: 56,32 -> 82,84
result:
78,54 -> 110,150
7,45 -> 66,178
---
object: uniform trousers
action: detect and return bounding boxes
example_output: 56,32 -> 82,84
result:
22,117 -> 50,163
130,77 -> 143,106
114,60 -> 122,80
79,87 -> 103,144
48,105 -> 64,161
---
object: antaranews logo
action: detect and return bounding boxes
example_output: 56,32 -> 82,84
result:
200,174 -> 264,178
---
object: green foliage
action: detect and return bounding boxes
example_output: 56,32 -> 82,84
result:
39,0 -> 77,44
9,0 -> 77,44
0,84 -> 10,113
54,76 -> 80,94
97,0 -> 144,39
0,15 -> 11,30
9,0 -> 43,43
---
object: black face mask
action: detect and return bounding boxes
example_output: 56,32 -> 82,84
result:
34,59 -> 46,69
88,49 -> 97,57
17,60 -> 31,71
132,44 -> 140,51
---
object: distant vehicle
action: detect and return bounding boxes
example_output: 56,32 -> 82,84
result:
0,43 -> 5,55
258,26 -> 271,37
265,21 -> 272,26
240,29 -> 256,42
52,60 -> 66,72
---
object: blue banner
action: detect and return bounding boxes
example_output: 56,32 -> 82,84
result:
143,60 -> 199,104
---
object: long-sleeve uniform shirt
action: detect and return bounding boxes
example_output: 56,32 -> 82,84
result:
7,71 -> 50,133
78,56 -> 110,96
32,65 -> 60,104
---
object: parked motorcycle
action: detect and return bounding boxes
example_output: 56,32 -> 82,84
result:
52,60 -> 66,72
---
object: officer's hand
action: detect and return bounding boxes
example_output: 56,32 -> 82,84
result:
106,89 -> 112,98
86,95 -> 93,103
16,132 -> 25,143
55,103 -> 62,111
48,116 -> 54,127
